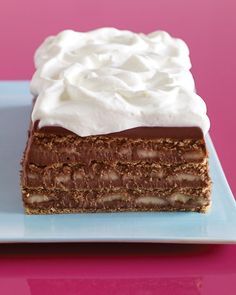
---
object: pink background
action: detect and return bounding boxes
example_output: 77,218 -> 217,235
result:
0,0 -> 235,294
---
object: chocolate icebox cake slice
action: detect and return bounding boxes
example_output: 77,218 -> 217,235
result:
21,28 -> 211,214
22,125 -> 211,214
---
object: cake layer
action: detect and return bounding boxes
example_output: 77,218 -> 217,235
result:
22,187 -> 211,214
22,161 -> 210,190
34,122 -> 204,139
25,126 -> 207,167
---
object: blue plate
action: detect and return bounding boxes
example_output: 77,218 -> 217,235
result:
0,81 -> 236,244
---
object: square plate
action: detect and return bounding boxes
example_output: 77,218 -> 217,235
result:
0,81 -> 236,244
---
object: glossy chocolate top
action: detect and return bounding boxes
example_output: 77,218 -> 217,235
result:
33,121 -> 203,140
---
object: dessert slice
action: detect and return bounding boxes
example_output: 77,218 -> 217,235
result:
21,28 -> 211,214
21,125 -> 211,214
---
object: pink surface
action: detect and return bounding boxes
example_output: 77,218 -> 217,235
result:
0,0 -> 235,294
0,243 -> 236,294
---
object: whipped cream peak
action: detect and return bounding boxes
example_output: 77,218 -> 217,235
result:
31,28 -> 210,136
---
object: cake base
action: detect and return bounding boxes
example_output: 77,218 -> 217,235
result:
22,187 -> 211,215
25,205 -> 210,215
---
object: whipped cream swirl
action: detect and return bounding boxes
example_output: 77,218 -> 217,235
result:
31,28 -> 210,136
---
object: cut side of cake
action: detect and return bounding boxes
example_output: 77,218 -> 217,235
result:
22,125 -> 211,214
21,28 -> 211,214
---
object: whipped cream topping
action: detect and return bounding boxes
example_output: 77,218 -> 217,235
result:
31,28 -> 210,136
